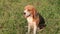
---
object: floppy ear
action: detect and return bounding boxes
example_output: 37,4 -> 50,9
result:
32,8 -> 37,18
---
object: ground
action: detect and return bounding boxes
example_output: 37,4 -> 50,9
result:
0,0 -> 60,34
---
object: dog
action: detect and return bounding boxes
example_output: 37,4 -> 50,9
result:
23,5 -> 46,34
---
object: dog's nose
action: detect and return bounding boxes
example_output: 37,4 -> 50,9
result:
23,12 -> 26,15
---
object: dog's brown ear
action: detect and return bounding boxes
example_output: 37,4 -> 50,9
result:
32,8 -> 37,18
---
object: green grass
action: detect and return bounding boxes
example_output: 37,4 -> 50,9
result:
0,0 -> 60,34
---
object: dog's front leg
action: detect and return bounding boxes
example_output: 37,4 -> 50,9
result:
33,24 -> 37,34
28,24 -> 30,34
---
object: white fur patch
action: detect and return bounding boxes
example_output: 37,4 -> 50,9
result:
27,16 -> 33,23
24,9 -> 30,17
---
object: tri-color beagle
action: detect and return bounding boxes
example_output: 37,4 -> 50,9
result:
23,5 -> 46,34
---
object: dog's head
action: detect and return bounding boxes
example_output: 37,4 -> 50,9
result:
23,5 -> 37,18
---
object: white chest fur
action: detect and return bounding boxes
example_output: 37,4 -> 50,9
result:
27,17 -> 33,23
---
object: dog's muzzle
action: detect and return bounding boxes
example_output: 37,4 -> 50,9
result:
23,12 -> 31,17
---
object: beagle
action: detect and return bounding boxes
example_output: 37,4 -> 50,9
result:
23,5 -> 46,34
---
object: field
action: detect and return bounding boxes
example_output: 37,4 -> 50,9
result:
0,0 -> 60,34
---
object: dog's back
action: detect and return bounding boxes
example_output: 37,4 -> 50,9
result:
38,13 -> 46,29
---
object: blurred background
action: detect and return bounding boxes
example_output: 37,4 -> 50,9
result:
0,0 -> 60,34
